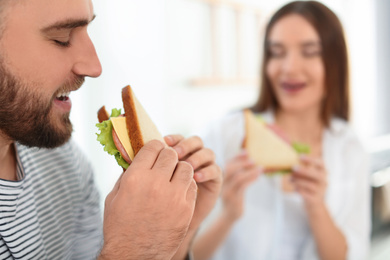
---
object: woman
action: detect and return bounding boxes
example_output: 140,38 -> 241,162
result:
192,1 -> 371,260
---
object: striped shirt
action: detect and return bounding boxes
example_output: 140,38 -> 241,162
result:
0,140 -> 103,259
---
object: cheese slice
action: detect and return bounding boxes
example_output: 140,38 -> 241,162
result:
244,109 -> 299,169
111,117 -> 135,160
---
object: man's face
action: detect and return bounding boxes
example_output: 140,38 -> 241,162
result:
0,0 -> 102,148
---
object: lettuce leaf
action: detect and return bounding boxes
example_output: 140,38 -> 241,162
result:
254,114 -> 265,123
110,108 -> 121,118
96,108 -> 130,169
292,142 -> 310,154
266,170 -> 291,175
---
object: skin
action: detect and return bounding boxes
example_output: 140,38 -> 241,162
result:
100,136 -> 222,260
0,0 -> 222,259
193,14 -> 347,260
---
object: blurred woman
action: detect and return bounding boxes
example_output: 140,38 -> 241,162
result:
192,1 -> 370,260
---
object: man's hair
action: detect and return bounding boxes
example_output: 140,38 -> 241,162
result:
251,1 -> 350,126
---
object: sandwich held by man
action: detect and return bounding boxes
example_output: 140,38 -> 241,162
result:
0,0 -> 222,259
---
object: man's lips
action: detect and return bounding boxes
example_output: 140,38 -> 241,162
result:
54,92 -> 72,112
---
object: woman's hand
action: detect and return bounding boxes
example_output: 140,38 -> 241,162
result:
292,156 -> 328,212
221,150 -> 262,222
292,156 -> 348,260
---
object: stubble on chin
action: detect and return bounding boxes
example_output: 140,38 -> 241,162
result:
0,62 -> 84,148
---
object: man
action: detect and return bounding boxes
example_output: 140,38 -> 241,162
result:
0,0 -> 222,259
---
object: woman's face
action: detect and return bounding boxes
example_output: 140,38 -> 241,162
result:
266,14 -> 325,114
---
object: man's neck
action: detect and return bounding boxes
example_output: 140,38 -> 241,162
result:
0,134 -> 18,181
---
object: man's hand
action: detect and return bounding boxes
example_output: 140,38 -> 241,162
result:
165,135 -> 223,259
99,140 -> 197,260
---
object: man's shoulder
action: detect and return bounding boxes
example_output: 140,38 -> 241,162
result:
17,139 -> 83,162
16,139 -> 92,180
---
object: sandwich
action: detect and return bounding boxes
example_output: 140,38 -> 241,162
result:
96,85 -> 165,169
243,109 -> 309,174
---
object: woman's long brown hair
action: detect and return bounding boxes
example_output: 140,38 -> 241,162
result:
251,1 -> 350,126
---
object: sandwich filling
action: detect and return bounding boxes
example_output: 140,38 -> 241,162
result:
96,108 -> 133,169
111,116 -> 135,162
96,85 -> 165,169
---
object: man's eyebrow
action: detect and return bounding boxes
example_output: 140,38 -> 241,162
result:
41,15 -> 96,32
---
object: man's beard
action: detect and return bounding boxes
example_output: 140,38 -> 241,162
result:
0,61 -> 84,148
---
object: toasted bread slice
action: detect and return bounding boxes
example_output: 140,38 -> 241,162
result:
243,109 -> 298,170
97,106 -> 110,123
122,85 -> 164,155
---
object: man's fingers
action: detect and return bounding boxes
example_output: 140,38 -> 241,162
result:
194,163 -> 222,183
164,134 -> 184,147
131,140 -> 165,170
170,136 -> 203,159
152,147 -> 179,181
185,148 -> 215,171
186,179 -> 198,203
171,161 -> 194,186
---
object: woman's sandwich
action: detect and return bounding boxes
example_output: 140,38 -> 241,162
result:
243,109 -> 309,174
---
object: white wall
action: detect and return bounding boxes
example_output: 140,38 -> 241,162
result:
70,1 -> 168,204
70,0 -> 378,205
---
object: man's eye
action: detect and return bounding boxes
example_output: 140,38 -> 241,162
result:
54,40 -> 71,47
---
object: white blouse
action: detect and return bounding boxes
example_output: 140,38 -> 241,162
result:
196,111 -> 371,260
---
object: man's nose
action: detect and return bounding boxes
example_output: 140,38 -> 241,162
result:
71,33 -> 102,78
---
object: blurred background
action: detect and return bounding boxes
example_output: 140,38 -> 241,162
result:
70,0 -> 389,258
